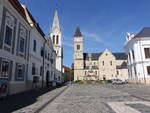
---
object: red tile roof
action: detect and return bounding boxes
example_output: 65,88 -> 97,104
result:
63,66 -> 72,72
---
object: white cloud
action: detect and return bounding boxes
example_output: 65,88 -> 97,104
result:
83,31 -> 103,43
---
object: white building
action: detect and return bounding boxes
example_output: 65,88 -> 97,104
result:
0,0 -> 58,95
22,5 -> 57,88
49,10 -> 63,84
0,0 -> 30,94
124,27 -> 150,84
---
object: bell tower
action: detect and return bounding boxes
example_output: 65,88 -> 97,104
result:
74,27 -> 84,81
50,9 -> 62,83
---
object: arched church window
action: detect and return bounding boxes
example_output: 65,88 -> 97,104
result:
53,35 -> 55,44
56,35 -> 59,44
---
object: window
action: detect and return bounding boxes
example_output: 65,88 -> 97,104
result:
102,61 -> 104,66
117,70 -> 119,75
41,47 -> 44,57
40,66 -> 43,76
33,40 -> 36,52
77,45 -> 80,50
134,67 -> 137,76
128,53 -> 131,63
110,61 -> 112,65
144,48 -> 150,58
56,35 -> 59,44
48,53 -> 50,60
16,64 -> 24,80
53,35 -> 55,44
45,50 -> 47,59
147,66 -> 150,75
19,37 -> 25,53
32,63 -> 36,75
1,60 -> 10,78
95,71 -> 97,75
4,25 -> 12,46
132,50 -> 135,61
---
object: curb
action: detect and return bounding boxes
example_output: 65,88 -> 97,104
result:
35,86 -> 69,113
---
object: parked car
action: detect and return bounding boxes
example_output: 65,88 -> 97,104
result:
112,79 -> 125,85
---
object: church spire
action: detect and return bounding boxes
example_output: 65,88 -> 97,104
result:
52,9 -> 60,31
74,26 -> 82,37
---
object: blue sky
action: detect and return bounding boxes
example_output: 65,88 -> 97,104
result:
19,0 -> 150,67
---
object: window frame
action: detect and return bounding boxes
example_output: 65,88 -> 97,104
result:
144,48 -> 150,59
0,59 -> 10,78
16,64 -> 24,80
3,25 -> 13,51
19,36 -> 25,55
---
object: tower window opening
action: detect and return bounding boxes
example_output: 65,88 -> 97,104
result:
77,45 -> 80,50
56,35 -> 59,44
53,35 -> 55,44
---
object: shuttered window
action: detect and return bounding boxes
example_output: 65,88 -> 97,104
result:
144,48 -> 150,58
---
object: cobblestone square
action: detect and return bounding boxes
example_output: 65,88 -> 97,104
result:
39,84 -> 150,113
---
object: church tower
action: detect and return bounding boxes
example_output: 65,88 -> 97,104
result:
50,10 -> 62,83
74,27 -> 84,81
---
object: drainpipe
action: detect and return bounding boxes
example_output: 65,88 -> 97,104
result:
42,40 -> 46,88
139,38 -> 146,84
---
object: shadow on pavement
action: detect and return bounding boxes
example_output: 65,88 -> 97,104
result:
0,86 -> 63,113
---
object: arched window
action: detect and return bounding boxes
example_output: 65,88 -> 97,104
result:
53,35 -> 55,44
33,40 -> 36,52
95,71 -> 97,75
110,61 -> 112,65
102,61 -> 104,66
56,35 -> 59,44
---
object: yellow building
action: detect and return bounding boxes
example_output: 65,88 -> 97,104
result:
74,27 -> 128,81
